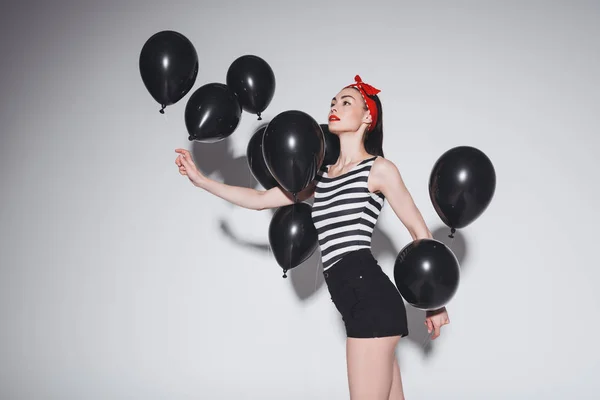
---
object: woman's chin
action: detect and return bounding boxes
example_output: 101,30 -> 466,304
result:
327,122 -> 343,134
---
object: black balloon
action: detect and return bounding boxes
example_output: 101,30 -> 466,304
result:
319,124 -> 340,166
263,110 -> 324,195
429,146 -> 496,236
184,83 -> 242,143
394,239 -> 460,311
246,126 -> 279,190
139,30 -> 199,114
269,203 -> 319,278
226,55 -> 276,120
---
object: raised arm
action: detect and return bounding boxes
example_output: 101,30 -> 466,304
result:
175,148 -> 315,211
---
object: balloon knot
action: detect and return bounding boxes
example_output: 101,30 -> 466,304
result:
159,104 -> 166,114
282,269 -> 288,278
448,228 -> 456,238
257,112 -> 262,121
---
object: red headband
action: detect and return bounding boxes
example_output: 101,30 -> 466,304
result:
344,75 -> 380,131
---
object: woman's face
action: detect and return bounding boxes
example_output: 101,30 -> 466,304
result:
328,87 -> 371,134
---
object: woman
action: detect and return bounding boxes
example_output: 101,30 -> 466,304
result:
175,75 -> 450,399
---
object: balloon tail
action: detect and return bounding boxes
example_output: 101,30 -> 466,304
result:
449,228 -> 456,238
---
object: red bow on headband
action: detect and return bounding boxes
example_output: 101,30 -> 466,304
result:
345,75 -> 380,131
350,75 -> 380,96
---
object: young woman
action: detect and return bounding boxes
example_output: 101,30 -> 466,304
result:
175,75 -> 450,399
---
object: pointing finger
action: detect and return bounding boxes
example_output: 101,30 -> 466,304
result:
175,149 -> 191,158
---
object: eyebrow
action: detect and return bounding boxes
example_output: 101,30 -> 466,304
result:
331,95 -> 356,102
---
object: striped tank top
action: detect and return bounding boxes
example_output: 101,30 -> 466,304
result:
311,156 -> 385,270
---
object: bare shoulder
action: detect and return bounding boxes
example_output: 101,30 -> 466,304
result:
371,156 -> 400,175
369,156 -> 405,194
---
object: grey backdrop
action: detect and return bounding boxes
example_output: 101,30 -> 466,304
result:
1,0 -> 598,398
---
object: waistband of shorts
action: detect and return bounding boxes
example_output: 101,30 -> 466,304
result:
323,249 -> 382,281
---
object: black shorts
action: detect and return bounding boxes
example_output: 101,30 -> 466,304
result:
324,249 -> 409,339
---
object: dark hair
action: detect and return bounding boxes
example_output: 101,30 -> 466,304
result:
348,87 -> 384,158
363,94 -> 384,157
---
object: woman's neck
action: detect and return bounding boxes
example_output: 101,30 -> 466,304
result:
336,132 -> 370,166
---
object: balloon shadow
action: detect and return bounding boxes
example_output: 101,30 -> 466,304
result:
190,133 -> 327,301
219,210 -> 326,300
191,137 -> 256,189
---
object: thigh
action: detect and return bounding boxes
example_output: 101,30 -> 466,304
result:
346,336 -> 401,400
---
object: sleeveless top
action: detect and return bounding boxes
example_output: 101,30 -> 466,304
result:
311,156 -> 385,270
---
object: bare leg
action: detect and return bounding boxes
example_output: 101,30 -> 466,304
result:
346,336 -> 401,400
388,357 -> 405,400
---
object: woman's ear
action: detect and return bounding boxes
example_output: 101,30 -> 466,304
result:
362,109 -> 372,125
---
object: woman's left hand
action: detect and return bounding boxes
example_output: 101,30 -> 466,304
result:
425,307 -> 450,340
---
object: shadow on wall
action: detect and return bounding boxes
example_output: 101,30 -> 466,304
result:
190,131 -> 471,357
191,131 -> 326,294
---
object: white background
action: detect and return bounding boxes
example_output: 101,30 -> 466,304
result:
1,0 -> 598,398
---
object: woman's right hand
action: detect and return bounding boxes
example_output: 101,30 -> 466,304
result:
175,148 -> 205,187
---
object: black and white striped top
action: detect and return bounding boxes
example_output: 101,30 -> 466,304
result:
311,156 -> 385,270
